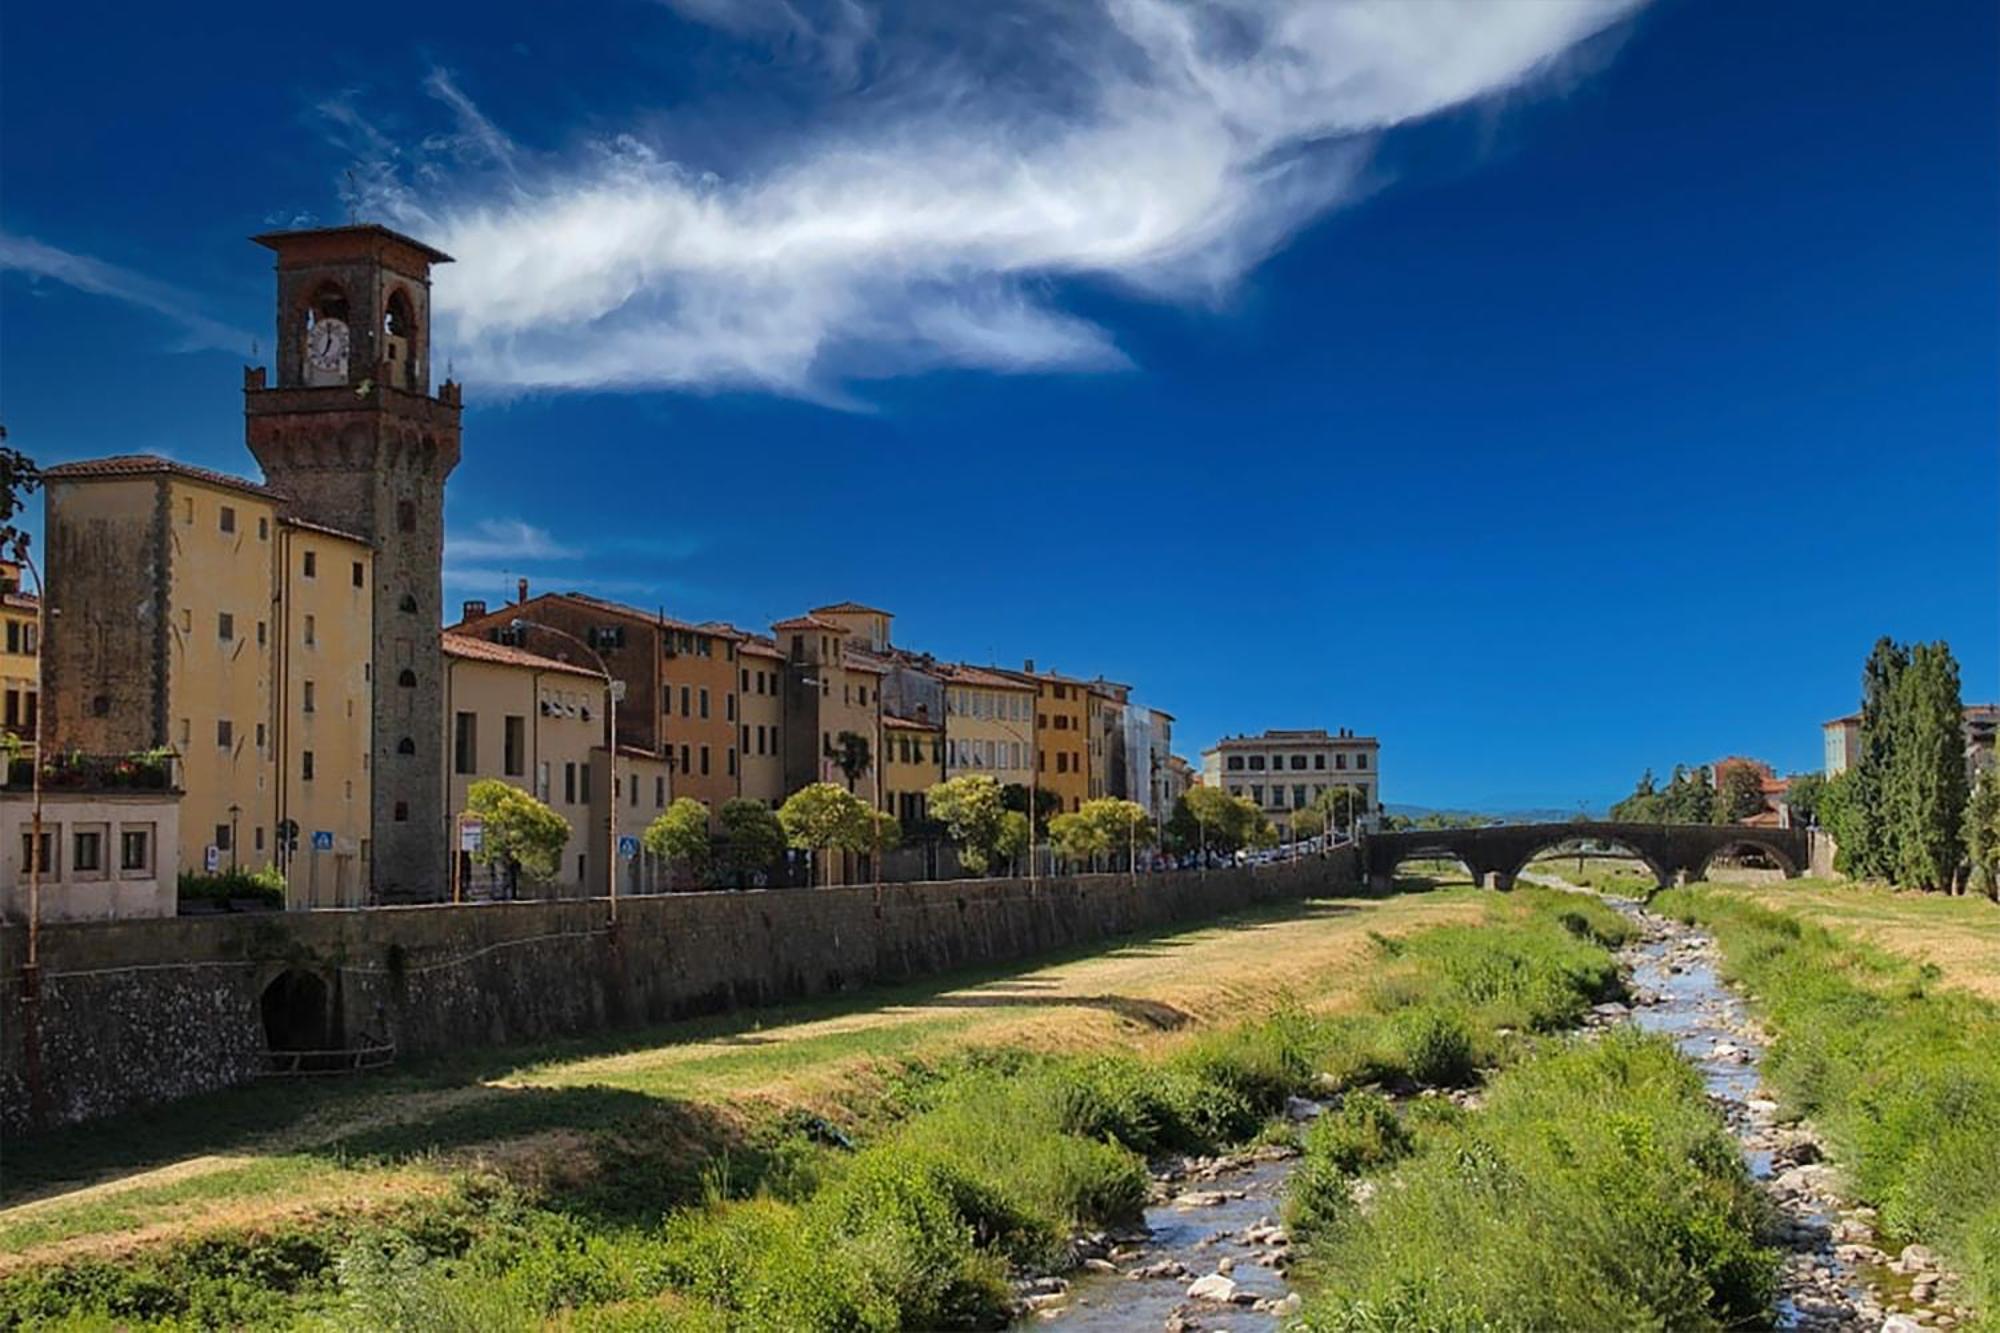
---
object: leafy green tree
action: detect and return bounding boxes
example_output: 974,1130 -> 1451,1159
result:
643,797 -> 712,885
1079,798 -> 1153,869
1246,811 -> 1280,851
0,437 -> 38,551
1965,771 -> 2000,902
466,779 -> 569,887
1846,637 -> 1911,879
1713,765 -> 1767,825
995,810 -> 1031,871
1000,783 -> 1061,824
778,782 -> 874,886
1610,769 -> 1663,822
1656,765 -> 1714,824
830,730 -> 873,792
927,774 -> 1010,874
1819,770 -> 1866,874
870,808 -> 902,853
1048,811 -> 1108,867
716,798 -> 786,886
1310,785 -> 1371,837
1887,641 -> 1967,891
1782,772 -> 1826,827
1290,805 -> 1327,840
1182,785 -> 1259,854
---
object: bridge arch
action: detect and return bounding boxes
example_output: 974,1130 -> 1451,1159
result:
260,967 -> 337,1053
1365,821 -> 1808,893
1507,832 -> 1671,889
1690,834 -> 1801,881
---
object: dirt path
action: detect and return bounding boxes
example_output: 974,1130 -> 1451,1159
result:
0,889 -> 1481,1272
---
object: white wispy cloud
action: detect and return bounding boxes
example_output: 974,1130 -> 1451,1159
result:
0,233 -> 254,353
444,518 -> 582,562
344,0 -> 1646,399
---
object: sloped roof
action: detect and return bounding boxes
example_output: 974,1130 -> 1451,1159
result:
811,601 -> 894,617
280,515 -> 370,546
45,454 -> 285,502
441,631 -> 603,679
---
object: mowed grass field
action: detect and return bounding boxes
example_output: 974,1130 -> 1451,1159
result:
1713,879 -> 2000,1001
0,886 -> 1482,1272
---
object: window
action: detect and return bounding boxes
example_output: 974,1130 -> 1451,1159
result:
564,762 -> 577,804
630,775 -> 638,807
120,828 -> 151,872
1335,753 -> 1347,770
1313,754 -> 1326,770
680,685 -> 691,717
740,668 -> 749,691
303,550 -> 317,578
302,750 -> 315,781
21,829 -> 53,875
1226,755 -> 1244,771
454,712 -> 477,774
214,823 -> 233,852
398,669 -> 418,688
394,801 -> 409,822
699,745 -> 711,776
1290,755 -> 1307,771
726,693 -> 736,722
655,776 -> 665,806
1357,753 -> 1369,771
579,763 -> 591,804
73,829 -> 104,873
1247,755 -> 1264,770
219,505 -> 236,534
399,593 -> 418,614
1270,788 -> 1286,809
397,736 -> 416,755
303,680 -> 316,713
352,561 -> 365,588
397,500 -> 416,533
304,614 -> 316,646
1251,785 -> 1264,806
181,496 -> 194,524
1293,785 -> 1308,809
504,716 -> 525,776
727,748 -> 737,777
256,620 -> 267,647
256,722 -> 266,748
258,516 -> 269,541
699,688 -> 710,720
679,744 -> 690,774
218,612 -> 234,641
217,719 -> 234,748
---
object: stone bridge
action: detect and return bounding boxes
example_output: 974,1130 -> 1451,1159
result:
1364,821 -> 1809,892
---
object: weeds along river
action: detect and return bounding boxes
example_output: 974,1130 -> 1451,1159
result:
1011,891 -> 1901,1333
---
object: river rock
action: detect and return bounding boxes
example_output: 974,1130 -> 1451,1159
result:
1082,1257 -> 1118,1274
1131,1259 -> 1189,1280
1880,1316 -> 1924,1333
1173,1190 -> 1229,1209
1186,1274 -> 1239,1304
1899,1244 -> 1940,1272
1285,1094 -> 1323,1121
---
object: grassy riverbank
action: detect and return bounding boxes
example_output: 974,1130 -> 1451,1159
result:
0,886 -> 1632,1329
1655,887 -> 2000,1324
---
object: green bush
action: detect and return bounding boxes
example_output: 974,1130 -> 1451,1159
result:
1655,889 -> 2000,1323
1297,1029 -> 1775,1331
177,864 -> 286,909
1307,1091 -> 1413,1176
1385,1006 -> 1477,1088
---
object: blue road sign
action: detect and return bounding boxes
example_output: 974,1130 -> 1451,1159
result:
618,835 -> 641,860
312,830 -> 335,852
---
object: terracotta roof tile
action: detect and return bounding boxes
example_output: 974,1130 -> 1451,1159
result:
280,515 -> 370,545
772,614 -> 847,632
44,454 -> 285,502
811,601 -> 894,617
883,713 -> 941,732
441,631 -> 603,679
943,664 -> 1035,690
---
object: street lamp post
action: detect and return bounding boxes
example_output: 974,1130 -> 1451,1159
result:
512,620 -> 620,922
227,803 -> 241,873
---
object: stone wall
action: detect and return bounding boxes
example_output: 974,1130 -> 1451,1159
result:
1,856 -> 1355,1136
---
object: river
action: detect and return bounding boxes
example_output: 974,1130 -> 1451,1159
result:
1011,891 -> 1956,1331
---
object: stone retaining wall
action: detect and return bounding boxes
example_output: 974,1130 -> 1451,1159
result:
1,857 -> 1355,1135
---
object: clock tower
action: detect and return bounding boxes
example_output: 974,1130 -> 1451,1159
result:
244,224 -> 462,901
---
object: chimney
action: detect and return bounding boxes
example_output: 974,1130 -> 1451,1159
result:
516,577 -> 529,605
462,599 -> 487,622
1023,658 -> 1035,673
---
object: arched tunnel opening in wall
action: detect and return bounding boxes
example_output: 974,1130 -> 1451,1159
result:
260,968 -> 335,1053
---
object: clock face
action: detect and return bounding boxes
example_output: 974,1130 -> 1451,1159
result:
306,318 -> 350,376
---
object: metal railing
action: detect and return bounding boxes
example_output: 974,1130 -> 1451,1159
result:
258,1041 -> 396,1077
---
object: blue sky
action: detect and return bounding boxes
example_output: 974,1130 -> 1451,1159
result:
2,0 -> 1994,811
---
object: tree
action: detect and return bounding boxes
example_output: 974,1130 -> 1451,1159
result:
1610,769 -> 1663,823
1714,765 -> 1767,825
1782,772 -> 1826,827
1183,785 -> 1254,854
778,782 -> 874,886
466,779 -> 569,888
1000,783 -> 1062,824
1965,771 -> 2000,902
1657,765 -> 1714,824
1047,811 -> 1108,867
1289,805 -> 1327,841
1819,770 -> 1866,875
1887,641 -> 1967,891
0,436 -> 38,551
831,731 -> 873,792
1310,786 -> 1370,837
1078,798 -> 1153,869
870,809 -> 902,853
643,797 -> 712,886
928,774 -> 1010,874
716,798 -> 786,887
995,811 -> 1031,871
1845,637 -> 1911,879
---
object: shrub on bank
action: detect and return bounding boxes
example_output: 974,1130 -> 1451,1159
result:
1655,888 -> 2000,1322
1292,1028 -> 1775,1330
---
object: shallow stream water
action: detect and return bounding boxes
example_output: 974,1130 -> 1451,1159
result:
1011,892 -> 1935,1331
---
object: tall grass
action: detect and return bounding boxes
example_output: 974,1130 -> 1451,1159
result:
1656,887 -> 2000,1322
1292,1029 -> 1775,1331
0,889 -> 1647,1330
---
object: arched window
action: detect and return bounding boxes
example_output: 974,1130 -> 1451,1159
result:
397,669 -> 417,688
302,281 -> 352,384
397,500 -> 416,533
396,737 -> 416,756
394,800 -> 409,822
307,280 -> 350,325
399,593 -> 419,614
384,288 -> 415,339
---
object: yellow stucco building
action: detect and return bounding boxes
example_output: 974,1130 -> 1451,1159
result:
0,559 -> 38,747
734,633 -> 787,808
42,456 -> 373,893
942,666 -> 1036,790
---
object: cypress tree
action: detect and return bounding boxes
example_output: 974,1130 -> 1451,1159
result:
1847,638 -> 1909,879
1889,641 -> 1967,891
